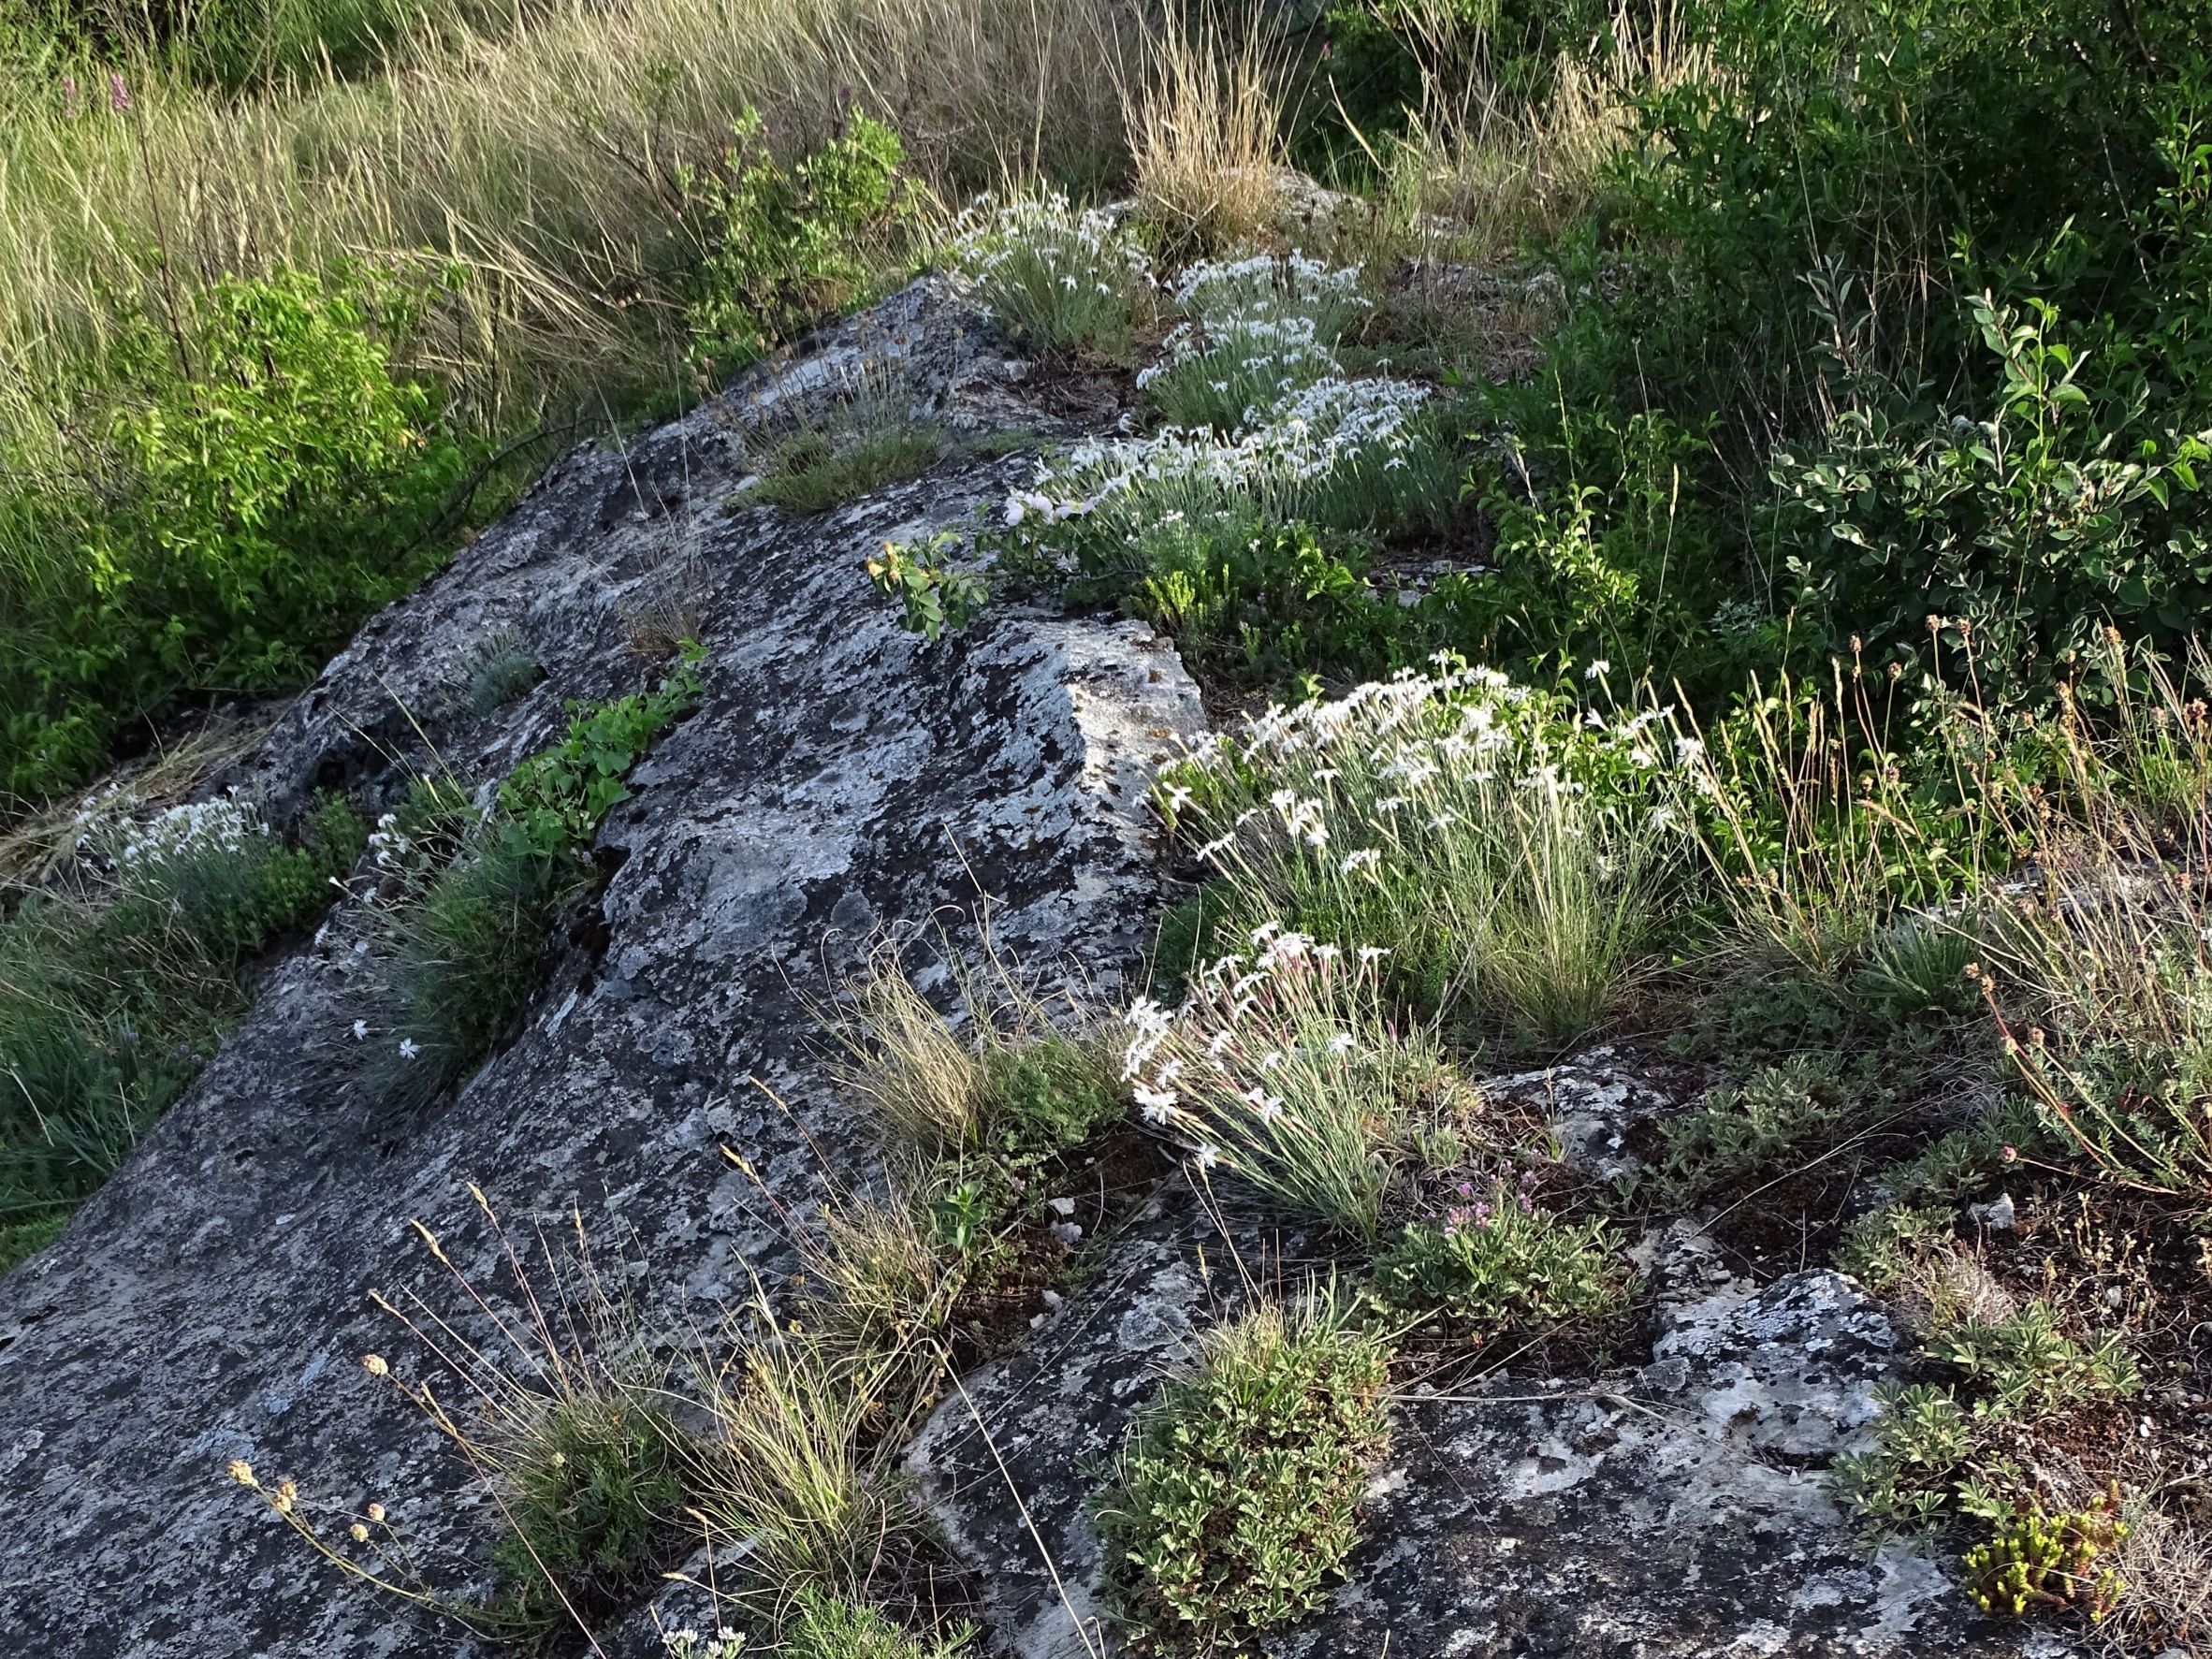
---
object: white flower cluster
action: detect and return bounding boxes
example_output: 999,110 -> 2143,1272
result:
1025,374 -> 1433,525
940,193 -> 1152,318
1138,255 -> 1375,435
662,1628 -> 747,1659
366,811 -> 415,870
96,794 -> 268,870
1171,252 -> 1370,335
1133,312 -> 1339,421
1119,920 -> 1415,1234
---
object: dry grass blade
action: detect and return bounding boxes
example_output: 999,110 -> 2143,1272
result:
1124,1 -> 1288,256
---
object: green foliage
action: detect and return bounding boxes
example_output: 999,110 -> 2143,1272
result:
1833,1201 -> 1957,1291
684,108 -> 921,381
1964,1489 -> 2129,1623
1768,293 -> 2212,699
1446,404 -> 1731,691
1652,1055 -> 1850,1200
781,1590 -> 973,1659
2,261 -> 465,806
487,1393 -> 691,1650
1833,1302 -> 2140,1532
866,533 -> 989,643
499,649 -> 705,859
1370,1180 -> 1629,1339
0,792 -> 361,1266
1156,659 -> 1674,1051
1121,515 -> 1409,685
363,657 -> 702,1101
1489,0 -> 2212,705
1099,1290 -> 1392,1656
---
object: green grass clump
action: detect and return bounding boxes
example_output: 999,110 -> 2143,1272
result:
463,631 -> 543,716
486,1392 -> 691,1649
357,653 -> 702,1104
1098,1288 -> 1391,1656
0,790 -> 363,1266
743,420 -> 941,515
1157,659 -> 1673,1052
782,1589 -> 973,1659
1122,929 -> 1470,1240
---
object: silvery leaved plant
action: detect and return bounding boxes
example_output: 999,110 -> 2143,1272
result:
939,193 -> 1153,357
1157,657 -> 1684,1045
1122,923 -> 1466,1238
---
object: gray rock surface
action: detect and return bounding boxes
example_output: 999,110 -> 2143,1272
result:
911,1069 -> 2035,1659
0,281 -> 1204,1658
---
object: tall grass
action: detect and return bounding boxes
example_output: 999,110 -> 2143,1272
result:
1380,1 -> 1715,256
0,0 -> 1142,508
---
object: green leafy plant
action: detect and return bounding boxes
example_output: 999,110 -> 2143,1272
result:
781,1590 -> 973,1659
1964,1489 -> 2129,1622
684,107 -> 922,380
1832,1302 -> 2140,1532
1652,1055 -> 1851,1200
866,534 -> 988,642
2,262 -> 464,803
1370,1179 -> 1630,1340
1098,1288 -> 1392,1656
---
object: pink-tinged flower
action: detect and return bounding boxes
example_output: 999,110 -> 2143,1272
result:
61,76 -> 80,117
109,71 -> 130,113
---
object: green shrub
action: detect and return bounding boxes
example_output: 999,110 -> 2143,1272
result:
1,262 -> 464,806
1492,0 -> 2212,703
1371,1181 -> 1629,1338
1098,1288 -> 1391,1656
488,1392 -> 691,1649
684,108 -> 922,381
